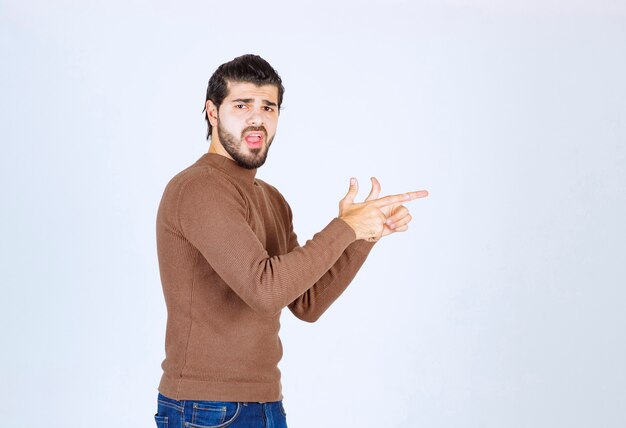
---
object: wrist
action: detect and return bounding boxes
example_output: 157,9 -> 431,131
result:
337,216 -> 358,241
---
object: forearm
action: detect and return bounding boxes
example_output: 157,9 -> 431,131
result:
288,239 -> 376,322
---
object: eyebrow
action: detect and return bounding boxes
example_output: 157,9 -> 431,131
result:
231,98 -> 278,108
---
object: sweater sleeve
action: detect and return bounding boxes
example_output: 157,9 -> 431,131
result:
177,173 -> 357,318
284,202 -> 377,322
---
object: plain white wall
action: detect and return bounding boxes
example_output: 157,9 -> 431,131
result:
1,1 -> 625,427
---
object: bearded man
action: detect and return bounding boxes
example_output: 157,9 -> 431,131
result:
154,54 -> 428,428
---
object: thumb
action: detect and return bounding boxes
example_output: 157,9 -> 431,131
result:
341,177 -> 359,207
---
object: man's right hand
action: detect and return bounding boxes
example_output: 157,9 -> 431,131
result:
338,177 -> 428,241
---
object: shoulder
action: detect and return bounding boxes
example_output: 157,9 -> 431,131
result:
161,164 -> 248,214
167,164 -> 242,196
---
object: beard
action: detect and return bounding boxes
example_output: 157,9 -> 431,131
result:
217,122 -> 274,170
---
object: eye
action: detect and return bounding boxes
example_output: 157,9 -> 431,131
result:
235,104 -> 246,109
263,106 -> 275,112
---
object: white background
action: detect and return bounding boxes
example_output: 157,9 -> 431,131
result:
1,1 -> 625,427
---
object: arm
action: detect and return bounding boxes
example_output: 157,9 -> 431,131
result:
288,177 -> 428,322
288,237 -> 376,323
284,202 -> 376,322
178,173 -> 357,318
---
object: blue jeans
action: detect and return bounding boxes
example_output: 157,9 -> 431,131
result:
154,393 -> 288,428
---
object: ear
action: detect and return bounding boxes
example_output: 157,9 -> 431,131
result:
205,100 -> 219,127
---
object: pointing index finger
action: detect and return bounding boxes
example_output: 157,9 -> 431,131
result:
371,190 -> 429,208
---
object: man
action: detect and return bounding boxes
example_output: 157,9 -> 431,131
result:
154,54 -> 428,428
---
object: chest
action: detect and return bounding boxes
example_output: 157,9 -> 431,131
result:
245,186 -> 289,256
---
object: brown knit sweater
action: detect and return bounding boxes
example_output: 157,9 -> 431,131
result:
156,153 -> 375,402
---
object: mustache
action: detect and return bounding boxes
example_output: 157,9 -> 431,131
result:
241,126 -> 268,138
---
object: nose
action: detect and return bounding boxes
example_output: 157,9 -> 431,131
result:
246,107 -> 264,126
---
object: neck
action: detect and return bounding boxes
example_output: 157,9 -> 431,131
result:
208,138 -> 233,161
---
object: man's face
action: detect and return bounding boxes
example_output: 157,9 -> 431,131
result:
207,81 -> 280,169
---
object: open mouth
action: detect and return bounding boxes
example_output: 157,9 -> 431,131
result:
244,132 -> 265,149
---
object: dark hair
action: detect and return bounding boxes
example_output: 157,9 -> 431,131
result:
204,54 -> 284,140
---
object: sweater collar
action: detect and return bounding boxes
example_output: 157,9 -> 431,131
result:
196,152 -> 258,183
